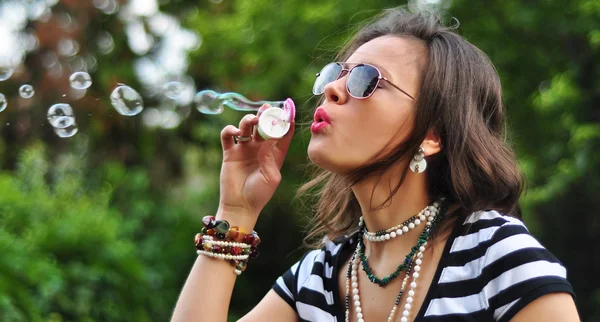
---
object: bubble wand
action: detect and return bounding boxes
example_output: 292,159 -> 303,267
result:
195,90 -> 295,140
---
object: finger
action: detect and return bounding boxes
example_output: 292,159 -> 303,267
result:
220,125 -> 241,151
257,140 -> 282,184
252,104 -> 272,142
238,114 -> 259,142
272,120 -> 295,169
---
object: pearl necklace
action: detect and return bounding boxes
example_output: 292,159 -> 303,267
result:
345,239 -> 428,322
345,198 -> 445,322
362,202 -> 440,243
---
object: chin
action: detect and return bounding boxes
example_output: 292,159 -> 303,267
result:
307,140 -> 326,164
307,141 -> 356,174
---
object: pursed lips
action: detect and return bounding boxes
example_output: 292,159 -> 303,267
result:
313,107 -> 331,124
311,107 -> 331,133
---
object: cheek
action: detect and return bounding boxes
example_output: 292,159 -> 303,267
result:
308,95 -> 414,173
308,113 -> 411,173
342,111 -> 411,156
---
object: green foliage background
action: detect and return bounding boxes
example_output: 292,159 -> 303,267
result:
0,0 -> 598,321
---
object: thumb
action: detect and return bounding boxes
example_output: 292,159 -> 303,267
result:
257,140 -> 282,184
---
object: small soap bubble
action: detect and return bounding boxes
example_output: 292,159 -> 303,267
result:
67,56 -> 86,72
85,54 -> 98,72
69,72 -> 92,90
110,85 -> 144,116
93,0 -> 119,15
19,85 -> 35,99
47,103 -> 75,128
54,123 -> 79,138
58,38 -> 80,57
163,81 -> 183,100
97,31 -> 115,55
194,90 -> 224,114
0,93 -> 7,112
0,67 -> 14,81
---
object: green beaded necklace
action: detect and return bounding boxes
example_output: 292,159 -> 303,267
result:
358,203 -> 444,287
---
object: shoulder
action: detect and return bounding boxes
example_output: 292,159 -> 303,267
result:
295,234 -> 355,283
448,210 -> 569,283
272,234 -> 354,321
449,209 -> 540,254
437,210 -> 574,321
273,234 -> 355,290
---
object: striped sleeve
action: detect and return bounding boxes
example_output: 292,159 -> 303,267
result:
482,220 -> 575,322
272,249 -> 320,312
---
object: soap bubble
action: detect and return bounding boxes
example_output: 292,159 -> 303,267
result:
54,123 -> 79,138
67,56 -> 86,72
93,0 -> 119,15
0,94 -> 7,112
47,103 -> 75,128
19,85 -> 35,99
194,90 -> 224,114
56,12 -> 74,30
97,31 -> 115,55
110,85 -> 144,116
57,38 -> 80,57
69,72 -> 92,90
85,54 -> 98,72
0,67 -> 14,81
163,81 -> 183,100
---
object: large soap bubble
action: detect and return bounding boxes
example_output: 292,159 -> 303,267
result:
69,71 -> 92,90
47,103 -> 75,128
194,90 -> 224,114
110,85 -> 144,116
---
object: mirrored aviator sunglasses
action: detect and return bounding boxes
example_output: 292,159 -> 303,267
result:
312,62 -> 415,100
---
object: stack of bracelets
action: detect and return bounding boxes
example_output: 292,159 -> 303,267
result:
194,215 -> 261,275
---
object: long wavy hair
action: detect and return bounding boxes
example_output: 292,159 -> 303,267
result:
298,7 -> 523,247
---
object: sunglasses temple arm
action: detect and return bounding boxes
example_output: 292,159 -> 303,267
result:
385,80 -> 415,101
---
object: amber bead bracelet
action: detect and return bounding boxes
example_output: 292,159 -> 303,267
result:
194,216 -> 261,275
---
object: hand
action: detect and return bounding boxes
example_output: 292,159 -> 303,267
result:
217,104 -> 295,229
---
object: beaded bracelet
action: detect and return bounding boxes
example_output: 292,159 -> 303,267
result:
194,216 -> 261,275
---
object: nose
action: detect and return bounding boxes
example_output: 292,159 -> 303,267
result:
323,72 -> 348,105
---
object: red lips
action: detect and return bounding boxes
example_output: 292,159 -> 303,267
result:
311,107 -> 331,133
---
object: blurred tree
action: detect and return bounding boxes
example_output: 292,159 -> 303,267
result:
0,144 -> 198,321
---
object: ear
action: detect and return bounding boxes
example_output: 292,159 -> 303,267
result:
421,128 -> 442,157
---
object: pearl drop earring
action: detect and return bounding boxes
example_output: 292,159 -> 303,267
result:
409,147 -> 427,173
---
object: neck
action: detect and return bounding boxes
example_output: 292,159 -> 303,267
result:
351,164 -> 433,257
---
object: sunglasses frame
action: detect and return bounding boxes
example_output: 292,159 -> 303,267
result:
314,62 -> 415,101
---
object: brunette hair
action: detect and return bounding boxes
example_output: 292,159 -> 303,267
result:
298,7 -> 523,247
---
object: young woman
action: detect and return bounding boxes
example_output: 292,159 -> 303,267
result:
171,8 -> 579,322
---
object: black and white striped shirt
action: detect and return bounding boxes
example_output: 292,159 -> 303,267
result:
272,210 -> 574,321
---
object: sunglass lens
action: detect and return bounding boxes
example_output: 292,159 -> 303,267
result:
313,63 -> 343,95
347,64 -> 380,98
